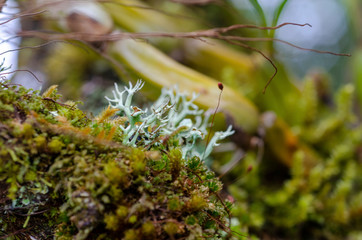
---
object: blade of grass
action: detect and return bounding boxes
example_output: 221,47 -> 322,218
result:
248,0 -> 267,27
272,0 -> 289,27
269,0 -> 289,54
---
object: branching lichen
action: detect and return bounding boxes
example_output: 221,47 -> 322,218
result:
105,80 -> 234,159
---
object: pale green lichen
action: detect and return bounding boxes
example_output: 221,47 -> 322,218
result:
105,80 -> 234,159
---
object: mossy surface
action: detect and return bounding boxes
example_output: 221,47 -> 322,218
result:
0,82 -> 233,240
226,80 -> 362,239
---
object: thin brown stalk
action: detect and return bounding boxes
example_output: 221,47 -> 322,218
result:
216,22 -> 312,33
222,38 -> 278,94
0,0 -> 6,12
0,69 -> 41,83
0,10 -> 45,26
170,0 -> 221,5
203,83 -> 223,160
0,40 -> 89,56
17,21 -> 350,92
224,36 -> 351,56
0,226 -> 34,240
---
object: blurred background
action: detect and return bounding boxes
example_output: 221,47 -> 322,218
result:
1,0 -> 362,239
236,0 -> 354,89
1,0 -> 359,99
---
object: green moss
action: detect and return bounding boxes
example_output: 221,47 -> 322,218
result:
142,221 -> 156,236
34,135 -> 47,149
188,195 -> 207,212
104,214 -> 119,231
185,215 -> 197,225
129,148 -> 146,175
116,205 -> 128,219
48,138 -> 65,153
0,82 -> 231,240
104,161 -> 127,184
228,81 -> 362,239
163,222 -> 181,237
168,196 -> 181,211
123,229 -> 138,240
168,148 -> 183,180
128,215 -> 137,224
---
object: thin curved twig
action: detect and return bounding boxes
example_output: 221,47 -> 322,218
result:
17,22 -> 350,92
0,69 -> 41,83
215,22 -> 312,33
0,39 -> 90,57
224,36 -> 351,56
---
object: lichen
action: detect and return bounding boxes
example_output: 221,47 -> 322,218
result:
0,81 -> 236,240
105,80 -> 234,159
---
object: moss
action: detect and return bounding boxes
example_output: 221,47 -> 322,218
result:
188,195 -> 207,212
123,229 -> 138,240
116,205 -> 128,219
168,196 -> 181,211
104,214 -> 119,231
228,81 -> 362,239
129,148 -> 146,175
0,82 -> 231,240
48,138 -> 65,153
142,221 -> 156,236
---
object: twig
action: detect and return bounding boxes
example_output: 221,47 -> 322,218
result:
42,97 -> 76,109
18,22 -> 350,92
0,40 -> 89,56
0,69 -> 41,83
0,226 -> 34,240
222,38 -> 278,94
202,210 -> 250,239
0,0 -> 6,13
0,10 -> 45,26
171,0 -> 221,5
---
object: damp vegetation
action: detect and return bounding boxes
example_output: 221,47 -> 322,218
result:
0,81 -> 236,240
1,0 -> 362,239
225,78 -> 362,240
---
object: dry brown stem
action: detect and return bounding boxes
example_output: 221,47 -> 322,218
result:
0,0 -> 6,12
0,69 -> 41,83
170,0 -> 221,5
6,1 -> 351,92
18,22 -> 350,88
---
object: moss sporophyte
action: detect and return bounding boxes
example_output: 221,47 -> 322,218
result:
0,80 -> 236,240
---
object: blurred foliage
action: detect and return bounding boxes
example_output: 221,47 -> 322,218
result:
226,79 -> 362,239
2,0 -> 362,239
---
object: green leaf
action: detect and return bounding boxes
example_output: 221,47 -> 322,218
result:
248,0 -> 267,27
